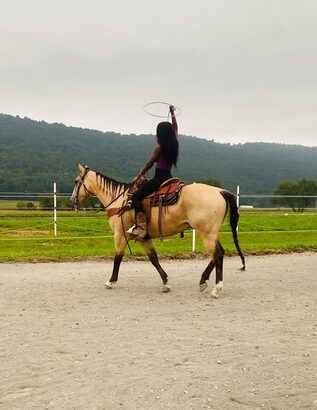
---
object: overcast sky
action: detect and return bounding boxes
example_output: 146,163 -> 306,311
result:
1,0 -> 316,146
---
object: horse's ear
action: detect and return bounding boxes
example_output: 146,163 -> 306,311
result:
78,163 -> 85,174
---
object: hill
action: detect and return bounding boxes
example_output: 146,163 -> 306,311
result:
0,114 -> 316,194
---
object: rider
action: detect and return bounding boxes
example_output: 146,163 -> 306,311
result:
127,105 -> 179,239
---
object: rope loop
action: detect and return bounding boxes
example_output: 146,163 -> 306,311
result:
143,101 -> 182,119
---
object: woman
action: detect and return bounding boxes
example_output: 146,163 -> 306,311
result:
127,105 -> 179,239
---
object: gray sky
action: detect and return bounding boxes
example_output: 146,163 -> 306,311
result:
1,0 -> 316,146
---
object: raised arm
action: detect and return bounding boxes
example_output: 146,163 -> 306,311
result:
169,105 -> 178,136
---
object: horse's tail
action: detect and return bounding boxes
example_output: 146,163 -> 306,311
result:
220,190 -> 246,271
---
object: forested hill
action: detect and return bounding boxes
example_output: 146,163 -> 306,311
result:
0,113 -> 316,194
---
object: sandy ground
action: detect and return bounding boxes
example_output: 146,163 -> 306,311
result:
0,253 -> 316,410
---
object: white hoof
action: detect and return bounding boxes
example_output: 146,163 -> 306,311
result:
104,281 -> 116,289
211,282 -> 223,298
211,289 -> 219,298
161,284 -> 171,293
200,282 -> 208,292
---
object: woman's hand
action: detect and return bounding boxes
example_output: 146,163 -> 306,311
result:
169,105 -> 176,114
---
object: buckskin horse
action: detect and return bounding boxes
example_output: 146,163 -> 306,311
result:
70,164 -> 245,298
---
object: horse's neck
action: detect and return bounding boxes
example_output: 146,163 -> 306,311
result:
96,188 -> 127,208
93,174 -> 128,208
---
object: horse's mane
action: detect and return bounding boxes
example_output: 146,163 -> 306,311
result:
95,171 -> 131,197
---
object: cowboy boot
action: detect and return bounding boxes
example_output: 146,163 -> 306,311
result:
127,212 -> 147,239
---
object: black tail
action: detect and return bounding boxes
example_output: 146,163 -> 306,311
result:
220,190 -> 246,271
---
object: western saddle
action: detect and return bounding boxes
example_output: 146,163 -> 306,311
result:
107,177 -> 185,239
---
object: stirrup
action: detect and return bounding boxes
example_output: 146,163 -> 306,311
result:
126,224 -> 137,235
127,225 -> 146,239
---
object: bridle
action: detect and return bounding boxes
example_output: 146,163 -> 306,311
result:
73,166 -> 135,256
73,166 -> 131,211
73,166 -> 95,210
74,167 -> 92,207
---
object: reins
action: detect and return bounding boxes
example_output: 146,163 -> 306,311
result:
76,166 -> 131,210
103,185 -> 131,210
100,181 -> 133,256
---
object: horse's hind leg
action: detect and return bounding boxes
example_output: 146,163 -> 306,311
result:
199,241 -> 225,295
141,240 -> 170,293
211,241 -> 225,298
200,232 -> 225,298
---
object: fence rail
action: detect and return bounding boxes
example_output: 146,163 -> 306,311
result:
0,187 -> 316,253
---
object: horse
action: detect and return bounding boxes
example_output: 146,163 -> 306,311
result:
70,164 -> 245,298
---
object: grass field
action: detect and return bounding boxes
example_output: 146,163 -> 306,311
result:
0,209 -> 316,262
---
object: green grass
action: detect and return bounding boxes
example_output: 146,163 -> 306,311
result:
0,200 -> 20,210
0,210 -> 316,262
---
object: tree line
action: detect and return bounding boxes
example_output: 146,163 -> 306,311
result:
1,114 -> 316,210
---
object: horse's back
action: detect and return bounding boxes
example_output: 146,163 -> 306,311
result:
181,183 -> 225,207
143,182 -> 228,238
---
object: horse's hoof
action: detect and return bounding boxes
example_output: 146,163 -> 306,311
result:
211,289 -> 219,298
211,282 -> 223,298
104,281 -> 116,289
200,282 -> 208,292
161,284 -> 171,293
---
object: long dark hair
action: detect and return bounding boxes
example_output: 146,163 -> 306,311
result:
156,122 -> 179,166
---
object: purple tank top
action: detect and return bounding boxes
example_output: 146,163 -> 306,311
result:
156,153 -> 172,171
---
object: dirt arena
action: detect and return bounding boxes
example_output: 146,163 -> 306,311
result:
1,253 -> 316,410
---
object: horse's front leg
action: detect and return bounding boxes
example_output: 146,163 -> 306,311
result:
104,232 -> 126,289
104,253 -> 123,289
141,240 -> 170,293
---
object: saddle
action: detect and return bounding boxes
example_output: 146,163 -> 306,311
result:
141,177 -> 183,206
144,176 -> 182,207
107,177 -> 186,239
125,176 -> 184,209
143,178 -> 185,239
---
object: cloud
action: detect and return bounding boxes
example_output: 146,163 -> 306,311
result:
0,0 -> 316,146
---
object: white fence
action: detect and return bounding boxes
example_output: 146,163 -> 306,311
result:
0,185 -> 316,252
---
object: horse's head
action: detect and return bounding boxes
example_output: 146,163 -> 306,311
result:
69,164 -> 95,210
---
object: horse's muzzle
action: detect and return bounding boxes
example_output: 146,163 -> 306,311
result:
69,197 -> 78,211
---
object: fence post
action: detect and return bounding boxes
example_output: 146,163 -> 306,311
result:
236,185 -> 240,232
192,182 -> 196,252
192,228 -> 196,252
54,183 -> 57,236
